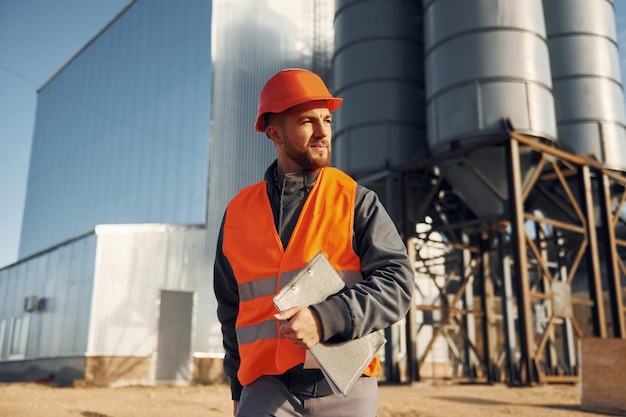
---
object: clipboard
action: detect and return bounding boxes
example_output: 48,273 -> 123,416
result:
272,251 -> 386,397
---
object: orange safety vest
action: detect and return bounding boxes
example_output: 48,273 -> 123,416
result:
222,167 -> 380,386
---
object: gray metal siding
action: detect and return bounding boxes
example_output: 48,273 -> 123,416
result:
19,0 -> 212,259
0,236 -> 97,360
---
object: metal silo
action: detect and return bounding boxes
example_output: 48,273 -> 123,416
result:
425,0 -> 556,147
423,0 -> 558,217
543,0 -> 626,170
333,0 -> 426,177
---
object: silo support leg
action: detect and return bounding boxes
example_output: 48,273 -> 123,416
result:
599,172 -> 625,338
505,137 -> 537,385
579,166 -> 607,338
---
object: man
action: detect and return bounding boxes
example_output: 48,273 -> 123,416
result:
214,68 -> 414,416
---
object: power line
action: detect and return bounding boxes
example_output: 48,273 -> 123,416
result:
0,65 -> 41,86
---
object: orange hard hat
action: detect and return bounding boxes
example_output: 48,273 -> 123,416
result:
254,68 -> 343,132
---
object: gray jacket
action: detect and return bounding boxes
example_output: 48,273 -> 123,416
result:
214,161 -> 414,400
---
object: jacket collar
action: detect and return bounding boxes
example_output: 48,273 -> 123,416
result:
264,160 -> 322,196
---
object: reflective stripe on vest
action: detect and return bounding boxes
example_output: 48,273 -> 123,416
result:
222,167 -> 380,386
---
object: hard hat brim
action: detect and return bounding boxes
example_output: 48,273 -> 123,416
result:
254,97 -> 343,132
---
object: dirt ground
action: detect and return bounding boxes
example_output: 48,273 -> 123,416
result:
0,381 -> 617,417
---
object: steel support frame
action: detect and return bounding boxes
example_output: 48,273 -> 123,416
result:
402,132 -> 626,385
409,224 -> 488,382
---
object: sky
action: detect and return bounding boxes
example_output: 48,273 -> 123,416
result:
2,2 -> 626,269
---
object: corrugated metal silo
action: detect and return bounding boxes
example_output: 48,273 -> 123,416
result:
425,0 -> 556,147
543,0 -> 626,170
333,0 -> 426,176
423,0 -> 558,217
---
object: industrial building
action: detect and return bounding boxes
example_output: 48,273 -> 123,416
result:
1,0 -> 624,393
0,0 -> 335,386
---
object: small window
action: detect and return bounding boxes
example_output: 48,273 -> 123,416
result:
9,315 -> 29,359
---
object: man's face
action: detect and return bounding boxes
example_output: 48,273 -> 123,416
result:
269,101 -> 333,173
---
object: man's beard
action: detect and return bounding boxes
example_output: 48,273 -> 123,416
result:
285,140 -> 331,170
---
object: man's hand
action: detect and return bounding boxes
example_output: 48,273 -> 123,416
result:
274,306 -> 322,349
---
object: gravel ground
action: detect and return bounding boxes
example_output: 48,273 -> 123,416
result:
0,381 -> 616,417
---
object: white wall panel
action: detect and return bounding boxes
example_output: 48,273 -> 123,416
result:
88,225 -> 207,357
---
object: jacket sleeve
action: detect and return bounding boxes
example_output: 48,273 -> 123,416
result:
309,185 -> 414,342
213,215 -> 244,400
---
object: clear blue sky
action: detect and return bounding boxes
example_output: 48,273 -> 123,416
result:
2,2 -> 626,268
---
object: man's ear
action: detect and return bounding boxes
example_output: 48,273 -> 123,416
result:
266,125 -> 282,144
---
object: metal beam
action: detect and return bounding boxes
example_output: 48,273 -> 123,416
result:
599,172 -> 626,338
505,137 -> 536,385
480,233 -> 498,382
578,166 -> 607,338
